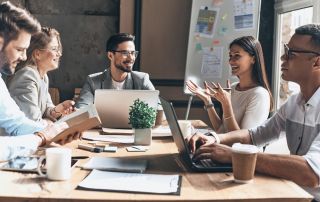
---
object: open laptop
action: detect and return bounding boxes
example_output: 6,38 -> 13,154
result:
95,89 -> 159,129
160,97 -> 232,172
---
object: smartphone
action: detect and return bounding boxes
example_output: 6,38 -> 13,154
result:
0,156 -> 78,173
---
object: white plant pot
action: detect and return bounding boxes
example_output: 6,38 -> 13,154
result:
134,128 -> 152,145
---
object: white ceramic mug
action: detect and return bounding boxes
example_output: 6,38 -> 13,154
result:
178,120 -> 192,138
37,147 -> 72,181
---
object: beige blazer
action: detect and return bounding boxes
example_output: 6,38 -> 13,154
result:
7,66 -> 55,121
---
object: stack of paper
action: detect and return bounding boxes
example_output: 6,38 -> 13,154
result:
78,169 -> 181,195
102,126 -> 172,137
82,134 -> 134,143
80,157 -> 147,173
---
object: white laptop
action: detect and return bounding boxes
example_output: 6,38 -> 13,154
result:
94,89 -> 159,129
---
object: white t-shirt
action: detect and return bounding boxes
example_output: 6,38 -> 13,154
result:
219,82 -> 270,132
111,79 -> 125,90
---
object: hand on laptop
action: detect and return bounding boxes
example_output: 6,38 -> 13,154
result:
188,132 -> 216,153
192,143 -> 232,164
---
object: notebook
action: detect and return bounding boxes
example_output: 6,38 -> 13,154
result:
160,97 -> 232,172
94,89 -> 159,129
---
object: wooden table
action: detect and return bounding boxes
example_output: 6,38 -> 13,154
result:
0,128 -> 313,202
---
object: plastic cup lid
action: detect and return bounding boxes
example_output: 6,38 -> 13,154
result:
232,143 -> 258,154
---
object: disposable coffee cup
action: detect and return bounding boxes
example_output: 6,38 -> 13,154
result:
232,143 -> 258,183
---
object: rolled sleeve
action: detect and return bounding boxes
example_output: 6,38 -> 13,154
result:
303,134 -> 320,186
250,112 -> 285,147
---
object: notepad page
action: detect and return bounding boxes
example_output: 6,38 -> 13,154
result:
78,169 -> 180,194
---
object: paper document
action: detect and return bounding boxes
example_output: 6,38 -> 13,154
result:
102,126 -> 171,137
80,157 -> 147,173
102,128 -> 133,134
82,134 -> 134,144
152,125 -> 171,137
78,169 -> 181,195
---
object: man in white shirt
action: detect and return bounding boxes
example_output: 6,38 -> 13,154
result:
189,24 -> 320,201
0,1 -> 80,161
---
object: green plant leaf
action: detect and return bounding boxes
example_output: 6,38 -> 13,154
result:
128,99 -> 156,129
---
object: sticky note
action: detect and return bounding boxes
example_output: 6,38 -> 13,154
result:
195,43 -> 202,51
104,146 -> 117,152
212,40 -> 220,45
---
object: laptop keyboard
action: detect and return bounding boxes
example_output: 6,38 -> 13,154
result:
199,159 -> 217,167
189,154 -> 217,168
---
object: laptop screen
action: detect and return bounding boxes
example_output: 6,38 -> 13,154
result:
95,90 -> 159,129
160,97 -> 192,158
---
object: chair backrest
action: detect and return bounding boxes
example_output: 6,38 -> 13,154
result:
49,88 -> 60,105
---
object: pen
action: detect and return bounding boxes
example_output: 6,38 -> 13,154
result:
72,156 -> 89,159
78,144 -> 103,153
131,146 -> 142,151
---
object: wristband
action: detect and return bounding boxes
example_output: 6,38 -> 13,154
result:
224,115 -> 233,120
34,132 -> 46,147
205,132 -> 220,144
203,103 -> 214,111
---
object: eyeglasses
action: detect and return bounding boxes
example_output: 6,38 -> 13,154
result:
112,50 -> 139,58
39,47 -> 61,54
283,43 -> 320,60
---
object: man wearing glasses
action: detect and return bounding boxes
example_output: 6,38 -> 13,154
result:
76,33 -> 155,108
188,24 -> 320,201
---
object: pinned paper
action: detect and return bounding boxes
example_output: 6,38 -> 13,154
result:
195,34 -> 200,41
195,43 -> 202,51
212,0 -> 223,6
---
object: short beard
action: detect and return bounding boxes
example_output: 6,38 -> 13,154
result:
115,63 -> 132,73
0,63 -> 14,76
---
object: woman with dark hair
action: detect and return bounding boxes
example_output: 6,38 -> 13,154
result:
7,27 -> 74,122
187,36 -> 273,133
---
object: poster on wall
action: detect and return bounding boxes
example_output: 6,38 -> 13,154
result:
233,0 -> 254,30
201,47 -> 223,78
195,6 -> 219,38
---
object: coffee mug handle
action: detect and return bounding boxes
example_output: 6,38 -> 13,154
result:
37,156 -> 46,177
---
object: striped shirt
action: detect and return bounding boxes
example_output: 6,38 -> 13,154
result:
250,87 -> 320,201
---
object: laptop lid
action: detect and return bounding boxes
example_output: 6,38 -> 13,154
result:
160,97 -> 232,172
95,90 -> 159,129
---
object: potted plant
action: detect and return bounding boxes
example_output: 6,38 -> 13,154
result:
129,99 -> 156,145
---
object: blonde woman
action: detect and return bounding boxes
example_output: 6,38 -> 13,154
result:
7,27 -> 74,122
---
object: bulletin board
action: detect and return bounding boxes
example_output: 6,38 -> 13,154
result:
184,0 -> 261,93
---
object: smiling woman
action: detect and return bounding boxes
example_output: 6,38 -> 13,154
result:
187,36 -> 273,133
6,27 -> 75,122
